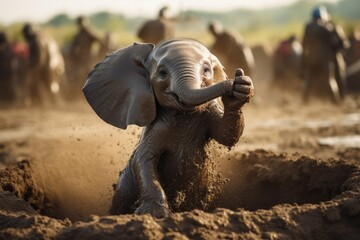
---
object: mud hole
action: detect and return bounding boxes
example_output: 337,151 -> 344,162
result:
0,149 -> 360,239
0,95 -> 360,239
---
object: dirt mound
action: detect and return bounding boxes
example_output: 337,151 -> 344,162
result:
337,147 -> 360,162
0,150 -> 359,239
0,160 -> 46,213
215,150 -> 359,211
0,191 -> 37,214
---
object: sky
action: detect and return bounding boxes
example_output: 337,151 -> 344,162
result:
0,0 -> 339,25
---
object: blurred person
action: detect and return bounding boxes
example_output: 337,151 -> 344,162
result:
0,31 -> 16,104
11,40 -> 29,105
208,21 -> 255,80
251,43 -> 273,88
67,16 -> 103,98
273,35 -> 303,90
345,29 -> 360,92
70,16 -> 103,65
22,23 -> 65,106
137,6 -> 175,45
302,5 -> 349,103
97,31 -> 116,61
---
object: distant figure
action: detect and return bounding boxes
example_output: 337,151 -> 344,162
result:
70,16 -> 103,66
11,40 -> 29,104
208,21 -> 255,79
0,31 -> 16,103
345,29 -> 360,92
251,44 -> 273,87
302,6 -> 349,103
66,16 -> 103,97
137,6 -> 175,45
22,23 -> 65,106
273,35 -> 303,89
97,31 -> 115,61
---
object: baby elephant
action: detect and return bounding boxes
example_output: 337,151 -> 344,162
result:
83,39 -> 254,218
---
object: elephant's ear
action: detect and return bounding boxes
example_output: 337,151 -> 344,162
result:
83,43 -> 156,129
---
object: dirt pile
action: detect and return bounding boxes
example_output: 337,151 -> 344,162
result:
0,160 -> 46,213
0,150 -> 359,239
215,150 -> 359,210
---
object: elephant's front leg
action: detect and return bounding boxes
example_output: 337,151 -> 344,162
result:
209,68 -> 254,147
133,151 -> 170,218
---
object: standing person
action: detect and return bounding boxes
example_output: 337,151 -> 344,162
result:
11,40 -> 29,105
208,21 -> 255,80
0,31 -> 16,104
302,6 -> 349,103
96,31 -> 115,62
137,6 -> 175,45
273,35 -> 303,90
22,23 -> 64,106
345,29 -> 360,92
67,16 -> 103,97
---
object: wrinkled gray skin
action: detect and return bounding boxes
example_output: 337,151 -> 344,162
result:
83,39 -> 254,218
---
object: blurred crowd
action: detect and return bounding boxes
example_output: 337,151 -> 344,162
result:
0,5 -> 359,107
0,15 -> 115,107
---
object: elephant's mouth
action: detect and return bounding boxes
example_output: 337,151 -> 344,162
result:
166,80 -> 216,111
170,92 -> 198,111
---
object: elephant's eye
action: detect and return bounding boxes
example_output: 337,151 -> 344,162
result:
158,69 -> 168,79
203,65 -> 212,77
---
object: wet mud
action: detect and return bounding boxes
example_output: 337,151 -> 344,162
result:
0,160 -> 46,213
0,149 -> 360,239
0,95 -> 359,239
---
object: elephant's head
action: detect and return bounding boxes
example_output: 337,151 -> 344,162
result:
83,39 -> 234,129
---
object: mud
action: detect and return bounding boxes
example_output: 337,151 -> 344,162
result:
0,150 -> 359,239
0,160 -> 46,212
215,150 -> 359,211
0,92 -> 359,239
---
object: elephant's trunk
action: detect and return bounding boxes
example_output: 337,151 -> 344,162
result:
175,75 -> 234,106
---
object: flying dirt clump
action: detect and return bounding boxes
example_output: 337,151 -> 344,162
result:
0,150 -> 360,239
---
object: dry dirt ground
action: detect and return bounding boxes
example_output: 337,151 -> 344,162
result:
0,85 -> 360,239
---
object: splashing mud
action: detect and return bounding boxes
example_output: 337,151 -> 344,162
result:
0,149 -> 359,239
0,94 -> 359,239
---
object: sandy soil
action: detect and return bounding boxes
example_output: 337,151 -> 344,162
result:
0,84 -> 359,239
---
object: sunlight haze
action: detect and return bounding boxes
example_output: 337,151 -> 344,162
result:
0,0 -> 339,24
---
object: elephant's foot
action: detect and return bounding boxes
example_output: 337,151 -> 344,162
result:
135,198 -> 170,218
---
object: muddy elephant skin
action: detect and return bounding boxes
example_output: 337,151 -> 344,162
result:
83,39 -> 254,218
